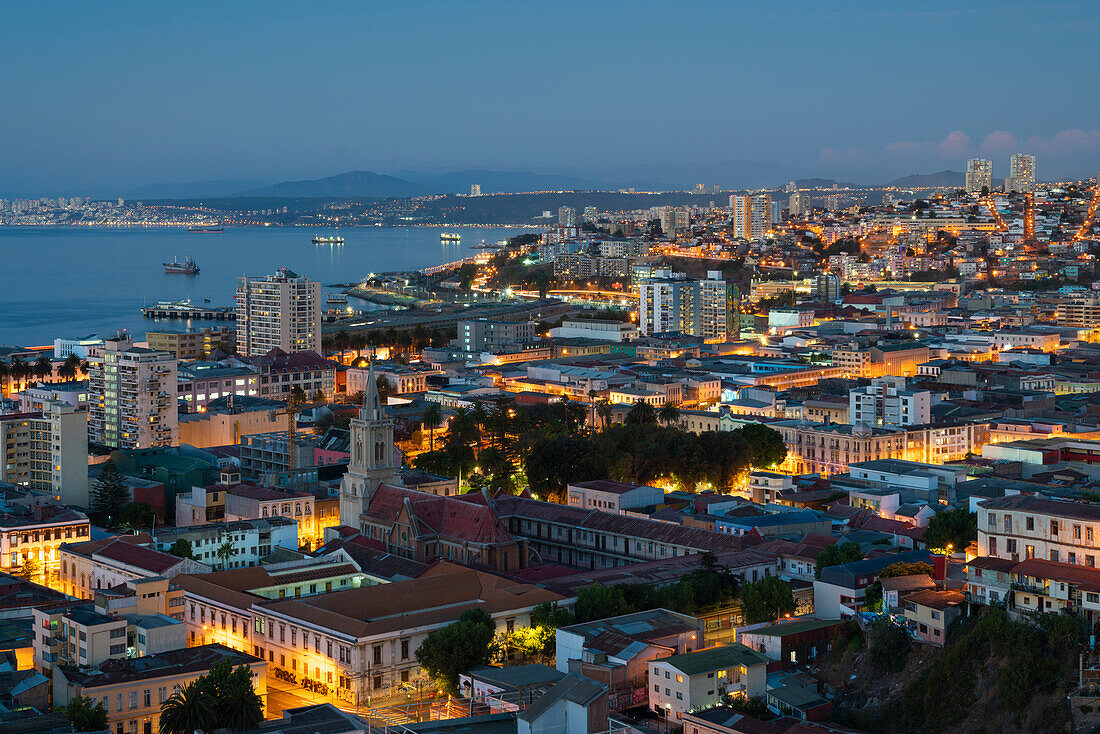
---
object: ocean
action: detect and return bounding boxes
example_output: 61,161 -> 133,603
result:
0,226 -> 537,347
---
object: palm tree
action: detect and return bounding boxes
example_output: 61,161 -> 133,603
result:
0,362 -> 9,398
596,399 -> 614,430
422,403 -> 443,451
220,668 -> 264,732
215,540 -> 235,570
34,355 -> 52,382
351,333 -> 368,358
59,354 -> 81,381
625,400 -> 657,425
159,681 -> 215,734
658,401 -> 681,427
334,329 -> 351,358
79,359 -> 90,377
587,389 -> 599,432
470,401 -> 489,453
8,358 -> 26,391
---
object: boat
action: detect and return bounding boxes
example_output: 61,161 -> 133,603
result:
164,256 -> 200,274
187,225 -> 223,233
313,235 -> 345,244
327,293 -> 348,304
471,239 -> 504,250
440,233 -> 461,241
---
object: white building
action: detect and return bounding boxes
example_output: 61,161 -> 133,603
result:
638,271 -> 728,340
549,319 -> 639,343
848,376 -> 931,427
1005,153 -> 1036,194
565,480 -> 663,514
0,401 -> 89,506
54,336 -> 103,360
965,158 -> 992,194
788,191 -> 812,217
151,517 -> 299,569
648,644 -> 768,722
235,268 -> 322,357
87,334 -> 178,450
730,194 -> 771,240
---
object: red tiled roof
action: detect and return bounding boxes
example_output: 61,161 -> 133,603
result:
1012,558 -> 1100,592
92,538 -> 184,575
366,484 -> 515,545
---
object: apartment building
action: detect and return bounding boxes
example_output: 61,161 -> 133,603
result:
648,644 -> 768,721
965,158 -> 992,194
52,644 -> 265,734
730,194 -> 771,240
150,517 -> 299,568
176,361 -> 261,412
976,495 -> 1100,566
242,348 -> 335,402
0,503 -> 90,581
848,376 -> 931,427
0,401 -> 89,505
549,319 -> 640,343
456,319 -> 536,354
236,268 -> 322,356
59,537 -> 210,600
145,326 -> 236,360
638,272 -> 728,340
1005,153 -> 1036,194
225,483 -> 321,550
88,334 -> 178,450
33,599 -> 185,679
565,481 -> 663,514
1055,296 -> 1100,329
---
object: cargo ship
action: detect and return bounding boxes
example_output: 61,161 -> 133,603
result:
313,235 -> 345,244
164,255 -> 200,274
440,233 -> 461,241
187,225 -> 223,233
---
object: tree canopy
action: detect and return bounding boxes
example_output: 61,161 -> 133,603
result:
814,541 -> 863,578
415,608 -> 497,694
740,575 -> 797,624
922,508 -> 976,552
63,695 -> 109,733
736,423 -> 787,468
90,460 -> 130,526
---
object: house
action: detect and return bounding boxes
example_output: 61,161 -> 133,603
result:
716,510 -> 832,539
901,589 -> 965,645
880,574 -> 936,611
565,480 -> 663,514
516,673 -> 608,734
766,684 -> 834,722
460,664 -> 564,700
964,556 -> 1015,606
648,644 -> 769,721
813,550 -> 933,618
149,517 -> 300,569
735,618 -> 844,666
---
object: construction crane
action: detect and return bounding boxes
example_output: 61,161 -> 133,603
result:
268,401 -> 301,473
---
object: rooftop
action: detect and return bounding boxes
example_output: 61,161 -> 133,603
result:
656,643 -> 769,676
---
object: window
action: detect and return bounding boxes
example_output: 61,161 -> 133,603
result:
675,675 -> 683,683
1051,521 -> 1059,535
373,645 -> 382,665
676,692 -> 683,700
401,640 -> 409,660
143,690 -> 151,707
1026,516 -> 1034,531
1075,525 -> 1083,540
129,691 -> 138,710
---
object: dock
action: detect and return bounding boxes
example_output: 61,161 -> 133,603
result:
141,302 -> 236,320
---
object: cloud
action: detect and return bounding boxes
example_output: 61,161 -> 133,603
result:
886,130 -> 971,158
820,146 -> 866,164
1026,129 -> 1100,154
980,130 -> 1018,154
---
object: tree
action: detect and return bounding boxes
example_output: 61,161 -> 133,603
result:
421,402 -> 443,451
596,399 -> 613,430
16,556 -> 42,583
574,584 -> 633,622
311,389 -> 327,404
415,608 -> 497,694
159,681 -> 216,734
624,400 -> 657,425
868,620 -> 911,672
0,361 -> 9,396
740,576 -> 796,624
191,659 -> 264,732
879,561 -> 935,579
59,354 -> 82,381
169,538 -> 195,560
981,184 -> 990,196
63,695 -> 109,733
922,508 -> 976,552
119,502 -> 155,530
34,355 -> 52,381
289,385 -> 308,407
90,460 -> 130,526
216,540 -> 236,569
376,375 -> 392,403
658,402 -> 680,426
814,541 -> 863,578
736,423 -> 787,468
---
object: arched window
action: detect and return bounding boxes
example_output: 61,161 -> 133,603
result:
262,507 -> 268,518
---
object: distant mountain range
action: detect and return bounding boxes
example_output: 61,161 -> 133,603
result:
110,166 -> 971,201
885,170 -> 965,188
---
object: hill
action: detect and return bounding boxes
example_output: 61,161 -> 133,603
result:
236,170 -> 425,199
794,177 -> 864,189
394,168 -> 602,194
886,170 -> 964,188
124,179 -> 268,199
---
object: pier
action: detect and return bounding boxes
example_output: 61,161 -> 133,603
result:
141,302 -> 236,320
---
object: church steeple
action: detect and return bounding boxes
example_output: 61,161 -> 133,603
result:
340,359 -> 402,528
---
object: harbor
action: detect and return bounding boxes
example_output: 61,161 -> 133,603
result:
141,301 -> 236,320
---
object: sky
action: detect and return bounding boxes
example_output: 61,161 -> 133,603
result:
4,0 -> 1100,194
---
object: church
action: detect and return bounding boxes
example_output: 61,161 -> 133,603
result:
338,363 -> 530,572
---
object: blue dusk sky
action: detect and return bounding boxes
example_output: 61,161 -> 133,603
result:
4,0 -> 1100,192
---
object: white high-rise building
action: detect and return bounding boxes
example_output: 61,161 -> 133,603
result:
235,268 -> 322,357
965,159 -> 992,194
0,400 -> 89,506
789,191 -> 812,217
470,183 -> 481,196
88,333 -> 178,450
582,206 -> 598,224
638,271 -> 728,340
1005,154 -> 1036,193
730,194 -> 771,239
848,376 -> 931,427
558,207 -> 577,228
